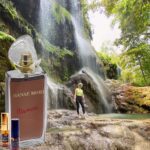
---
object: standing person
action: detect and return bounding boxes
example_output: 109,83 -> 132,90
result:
74,82 -> 85,118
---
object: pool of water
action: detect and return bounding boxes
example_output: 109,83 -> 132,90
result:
98,113 -> 150,119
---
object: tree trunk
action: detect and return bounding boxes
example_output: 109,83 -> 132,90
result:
137,56 -> 147,84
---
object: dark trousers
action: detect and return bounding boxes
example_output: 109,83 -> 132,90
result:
76,96 -> 85,114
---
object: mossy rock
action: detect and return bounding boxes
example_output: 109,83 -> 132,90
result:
51,1 -> 71,24
120,86 -> 150,113
0,0 -> 38,38
0,31 -> 15,81
0,82 -> 5,114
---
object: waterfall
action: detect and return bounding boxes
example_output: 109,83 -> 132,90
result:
71,17 -> 98,72
70,0 -> 112,112
47,78 -> 67,109
39,0 -> 112,112
81,68 -> 111,113
39,0 -> 53,39
70,1 -> 98,71
47,78 -> 59,109
39,0 -> 60,109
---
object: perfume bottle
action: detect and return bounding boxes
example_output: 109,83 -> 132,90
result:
5,35 -> 47,147
1,113 -> 9,147
11,119 -> 19,150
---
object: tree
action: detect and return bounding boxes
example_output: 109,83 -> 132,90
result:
100,0 -> 149,46
121,43 -> 150,85
89,0 -> 150,85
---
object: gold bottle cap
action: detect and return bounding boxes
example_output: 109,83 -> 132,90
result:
18,52 -> 34,73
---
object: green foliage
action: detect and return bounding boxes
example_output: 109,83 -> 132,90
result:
0,0 -> 36,36
100,0 -> 150,47
51,1 -> 71,24
0,0 -> 18,19
40,38 -> 74,82
120,43 -> 150,86
80,0 -> 92,38
88,0 -> 101,11
97,41 -> 120,65
0,32 -> 15,81
97,51 -> 111,63
0,23 -> 8,32
0,31 -> 15,41
124,86 -> 150,111
97,51 -> 119,79
112,0 -> 149,48
43,39 -> 74,58
90,0 -> 150,86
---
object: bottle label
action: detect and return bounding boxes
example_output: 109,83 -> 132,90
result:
2,134 -> 8,142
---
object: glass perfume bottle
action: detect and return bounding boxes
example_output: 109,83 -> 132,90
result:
11,119 -> 19,150
1,113 -> 9,147
5,35 -> 47,147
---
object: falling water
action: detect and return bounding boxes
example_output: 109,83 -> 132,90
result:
70,0 -> 98,72
39,0 -> 51,38
47,78 -> 59,109
81,68 -> 112,113
39,0 -> 112,112
70,0 -> 112,112
71,17 -> 98,71
39,0 -> 60,109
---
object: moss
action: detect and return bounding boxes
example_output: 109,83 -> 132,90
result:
40,38 -> 74,82
97,52 -> 118,79
0,0 -> 38,37
0,31 -> 15,41
0,32 -> 15,81
0,23 -> 8,32
41,58 -> 63,83
62,66 -> 69,81
51,1 -> 71,24
0,0 -> 18,19
43,38 -> 74,58
125,86 -> 150,111
80,0 -> 92,39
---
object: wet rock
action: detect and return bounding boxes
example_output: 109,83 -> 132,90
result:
67,68 -> 112,113
137,126 -> 150,140
11,0 -> 40,26
105,80 -> 150,114
21,109 -> 150,150
48,85 -> 75,110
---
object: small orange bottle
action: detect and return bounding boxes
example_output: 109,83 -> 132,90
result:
1,113 -> 9,147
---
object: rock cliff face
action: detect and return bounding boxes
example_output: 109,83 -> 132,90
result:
11,0 -> 40,26
0,0 -> 82,83
105,79 -> 150,114
67,68 -> 112,113
0,31 -> 15,112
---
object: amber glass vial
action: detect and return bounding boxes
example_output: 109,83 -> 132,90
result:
1,113 -> 9,147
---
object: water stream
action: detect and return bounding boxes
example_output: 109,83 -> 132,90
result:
80,68 -> 112,113
70,0 -> 112,112
70,0 -> 98,71
39,0 -> 51,38
47,78 -> 59,109
39,0 -> 112,112
39,0 -> 61,109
